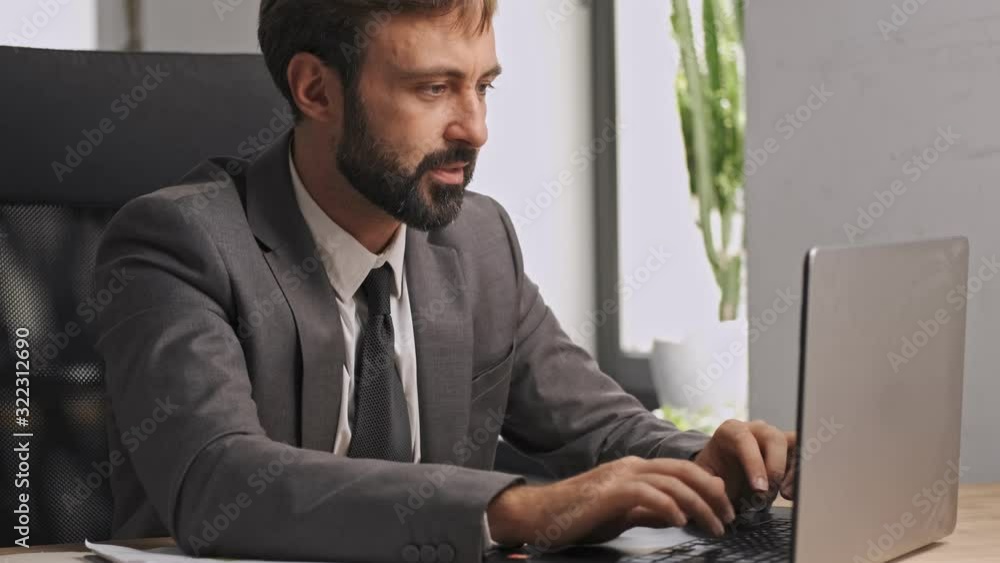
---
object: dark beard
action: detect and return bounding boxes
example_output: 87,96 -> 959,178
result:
335,88 -> 478,231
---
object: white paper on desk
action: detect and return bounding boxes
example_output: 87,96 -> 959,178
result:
85,540 -> 343,563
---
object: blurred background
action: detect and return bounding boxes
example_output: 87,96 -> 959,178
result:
3,0 -> 998,487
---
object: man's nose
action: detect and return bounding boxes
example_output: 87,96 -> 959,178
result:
445,91 -> 488,148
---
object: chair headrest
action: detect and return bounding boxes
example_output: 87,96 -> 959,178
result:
0,46 -> 290,207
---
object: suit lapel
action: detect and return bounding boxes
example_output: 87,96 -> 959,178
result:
245,131 -> 475,460
246,131 -> 344,452
405,229 -> 474,465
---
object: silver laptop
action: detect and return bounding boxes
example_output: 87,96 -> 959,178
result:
489,236 -> 968,563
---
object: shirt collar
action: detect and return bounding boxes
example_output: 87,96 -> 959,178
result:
288,142 -> 406,300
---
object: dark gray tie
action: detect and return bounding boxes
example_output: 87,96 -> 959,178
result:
346,264 -> 412,462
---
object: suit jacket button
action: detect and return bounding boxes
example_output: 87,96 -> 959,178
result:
438,543 -> 455,562
420,544 -> 437,562
401,544 -> 420,562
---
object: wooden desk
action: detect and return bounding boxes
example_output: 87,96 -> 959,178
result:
1,484 -> 997,561
906,483 -> 1000,562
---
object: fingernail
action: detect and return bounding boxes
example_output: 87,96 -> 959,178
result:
714,521 -> 726,537
754,477 -> 769,492
725,508 -> 736,523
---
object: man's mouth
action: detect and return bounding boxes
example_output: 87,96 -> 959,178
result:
427,162 -> 467,185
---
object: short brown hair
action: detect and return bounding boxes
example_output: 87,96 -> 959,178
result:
258,0 -> 497,121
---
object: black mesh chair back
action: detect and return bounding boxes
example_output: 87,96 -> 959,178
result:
0,46 -> 288,547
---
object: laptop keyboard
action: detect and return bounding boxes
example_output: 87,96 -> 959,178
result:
621,516 -> 792,562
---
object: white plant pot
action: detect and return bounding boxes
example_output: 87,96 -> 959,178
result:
650,319 -> 749,420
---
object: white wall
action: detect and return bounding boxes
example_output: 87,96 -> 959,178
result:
0,0 -> 98,50
126,0 -> 598,354
746,0 -> 1000,482
481,0 -> 596,353
616,0 -> 720,351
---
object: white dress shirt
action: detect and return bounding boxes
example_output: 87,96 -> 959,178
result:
289,145 -> 497,550
289,147 -> 421,460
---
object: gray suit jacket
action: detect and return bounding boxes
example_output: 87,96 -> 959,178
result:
93,130 -> 710,562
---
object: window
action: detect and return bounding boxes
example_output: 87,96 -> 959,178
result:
594,0 -> 747,424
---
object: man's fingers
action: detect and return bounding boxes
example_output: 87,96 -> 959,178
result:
784,431 -> 797,450
780,472 -> 796,500
781,431 -> 798,499
750,421 -> 789,487
642,459 -> 734,523
622,481 -> 687,528
639,474 -> 726,537
727,424 -> 771,493
625,506 -> 679,529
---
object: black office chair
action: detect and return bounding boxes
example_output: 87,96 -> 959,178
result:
0,46 -> 289,547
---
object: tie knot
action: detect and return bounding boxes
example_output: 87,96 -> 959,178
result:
361,264 -> 393,316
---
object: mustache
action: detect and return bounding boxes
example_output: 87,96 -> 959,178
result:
416,145 -> 479,177
393,145 -> 476,217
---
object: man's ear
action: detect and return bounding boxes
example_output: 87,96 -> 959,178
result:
286,52 -> 343,124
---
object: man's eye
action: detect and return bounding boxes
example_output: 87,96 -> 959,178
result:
478,83 -> 496,95
423,84 -> 447,96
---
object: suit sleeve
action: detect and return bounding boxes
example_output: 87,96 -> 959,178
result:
489,199 -> 711,478
93,195 -> 523,562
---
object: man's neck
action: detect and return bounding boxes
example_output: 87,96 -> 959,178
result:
291,126 -> 401,255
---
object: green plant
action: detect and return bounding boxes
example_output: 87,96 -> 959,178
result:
671,0 -> 746,321
656,404 -> 720,435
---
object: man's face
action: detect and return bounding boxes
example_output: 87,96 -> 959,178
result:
334,9 -> 500,231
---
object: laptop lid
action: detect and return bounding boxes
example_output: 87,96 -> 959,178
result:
792,236 -> 968,563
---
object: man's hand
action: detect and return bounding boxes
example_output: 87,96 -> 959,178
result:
486,456 -> 735,548
692,420 -> 797,513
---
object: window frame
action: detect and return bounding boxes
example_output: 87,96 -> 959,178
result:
590,0 -> 658,410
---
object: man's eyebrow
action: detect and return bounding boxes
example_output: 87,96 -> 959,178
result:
395,63 -> 503,81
